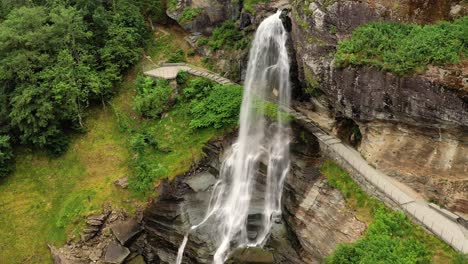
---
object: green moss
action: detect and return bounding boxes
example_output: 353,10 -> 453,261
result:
303,67 -> 322,97
321,161 -> 464,264
168,0 -> 178,12
179,7 -> 202,24
243,0 -> 268,14
335,17 -> 467,75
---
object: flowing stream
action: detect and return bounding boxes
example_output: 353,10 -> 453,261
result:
177,10 -> 291,264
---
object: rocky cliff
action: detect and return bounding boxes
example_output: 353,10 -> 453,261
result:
142,126 -> 365,263
290,0 -> 468,215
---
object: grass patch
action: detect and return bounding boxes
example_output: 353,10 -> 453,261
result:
321,160 -> 465,263
0,106 -> 139,263
335,17 -> 467,75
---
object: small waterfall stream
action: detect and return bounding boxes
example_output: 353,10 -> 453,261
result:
177,11 -> 291,264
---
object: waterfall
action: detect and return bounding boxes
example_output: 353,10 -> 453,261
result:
177,10 -> 291,264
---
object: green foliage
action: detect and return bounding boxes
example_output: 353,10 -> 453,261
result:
55,189 -> 97,229
321,161 -> 461,263
133,76 -> 173,118
179,7 -> 202,24
207,20 -> 251,51
167,0 -> 178,12
335,17 -> 468,75
187,49 -> 196,57
129,156 -> 168,194
252,99 -> 294,124
181,77 -> 216,102
0,135 -> 14,178
176,71 -> 191,86
326,209 -> 431,264
190,84 -> 243,129
304,67 -> 322,97
197,37 -> 209,46
243,0 -> 267,14
320,160 -> 378,208
0,1 -> 148,154
167,48 -> 187,63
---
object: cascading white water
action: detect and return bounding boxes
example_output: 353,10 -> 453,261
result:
177,10 -> 291,264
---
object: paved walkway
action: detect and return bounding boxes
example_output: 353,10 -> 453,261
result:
144,63 -> 234,85
144,64 -> 468,253
289,109 -> 468,254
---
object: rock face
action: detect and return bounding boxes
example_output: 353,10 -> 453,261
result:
290,0 -> 468,215
52,210 -> 146,264
142,126 -> 365,263
167,0 -> 240,35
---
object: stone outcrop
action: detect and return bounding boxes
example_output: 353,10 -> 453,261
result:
290,0 -> 468,215
167,0 -> 240,35
52,210 -> 146,264
142,126 -> 365,263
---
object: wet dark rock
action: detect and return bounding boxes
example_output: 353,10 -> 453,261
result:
226,248 -> 275,263
185,170 -> 217,192
104,241 -> 130,264
111,219 -> 143,246
240,12 -> 252,29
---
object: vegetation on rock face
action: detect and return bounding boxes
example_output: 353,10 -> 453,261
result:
321,161 -> 464,264
190,84 -> 243,129
243,0 -> 267,14
335,17 -> 467,75
133,76 -> 173,118
179,7 -> 203,23
199,20 -> 251,51
167,48 -> 187,63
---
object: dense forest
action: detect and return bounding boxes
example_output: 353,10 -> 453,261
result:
0,0 -> 166,176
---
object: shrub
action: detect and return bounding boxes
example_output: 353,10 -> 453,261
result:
190,84 -> 243,129
176,71 -> 190,86
130,132 -> 158,154
45,132 -> 70,157
187,49 -> 195,56
167,48 -> 186,63
197,37 -> 208,46
133,76 -> 173,118
128,157 -> 168,194
0,135 -> 14,178
208,20 -> 249,51
179,7 -> 202,24
181,77 -> 215,101
252,99 -> 293,124
325,209 -> 431,264
335,17 -> 467,75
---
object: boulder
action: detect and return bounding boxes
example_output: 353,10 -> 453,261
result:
110,219 -> 143,246
104,241 -> 130,264
184,170 -> 217,192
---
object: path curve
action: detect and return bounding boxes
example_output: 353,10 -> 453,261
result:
144,63 -> 234,85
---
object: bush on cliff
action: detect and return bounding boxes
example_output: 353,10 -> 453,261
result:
133,76 -> 173,118
335,17 -> 467,75
190,84 -> 243,129
321,161 -> 463,264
